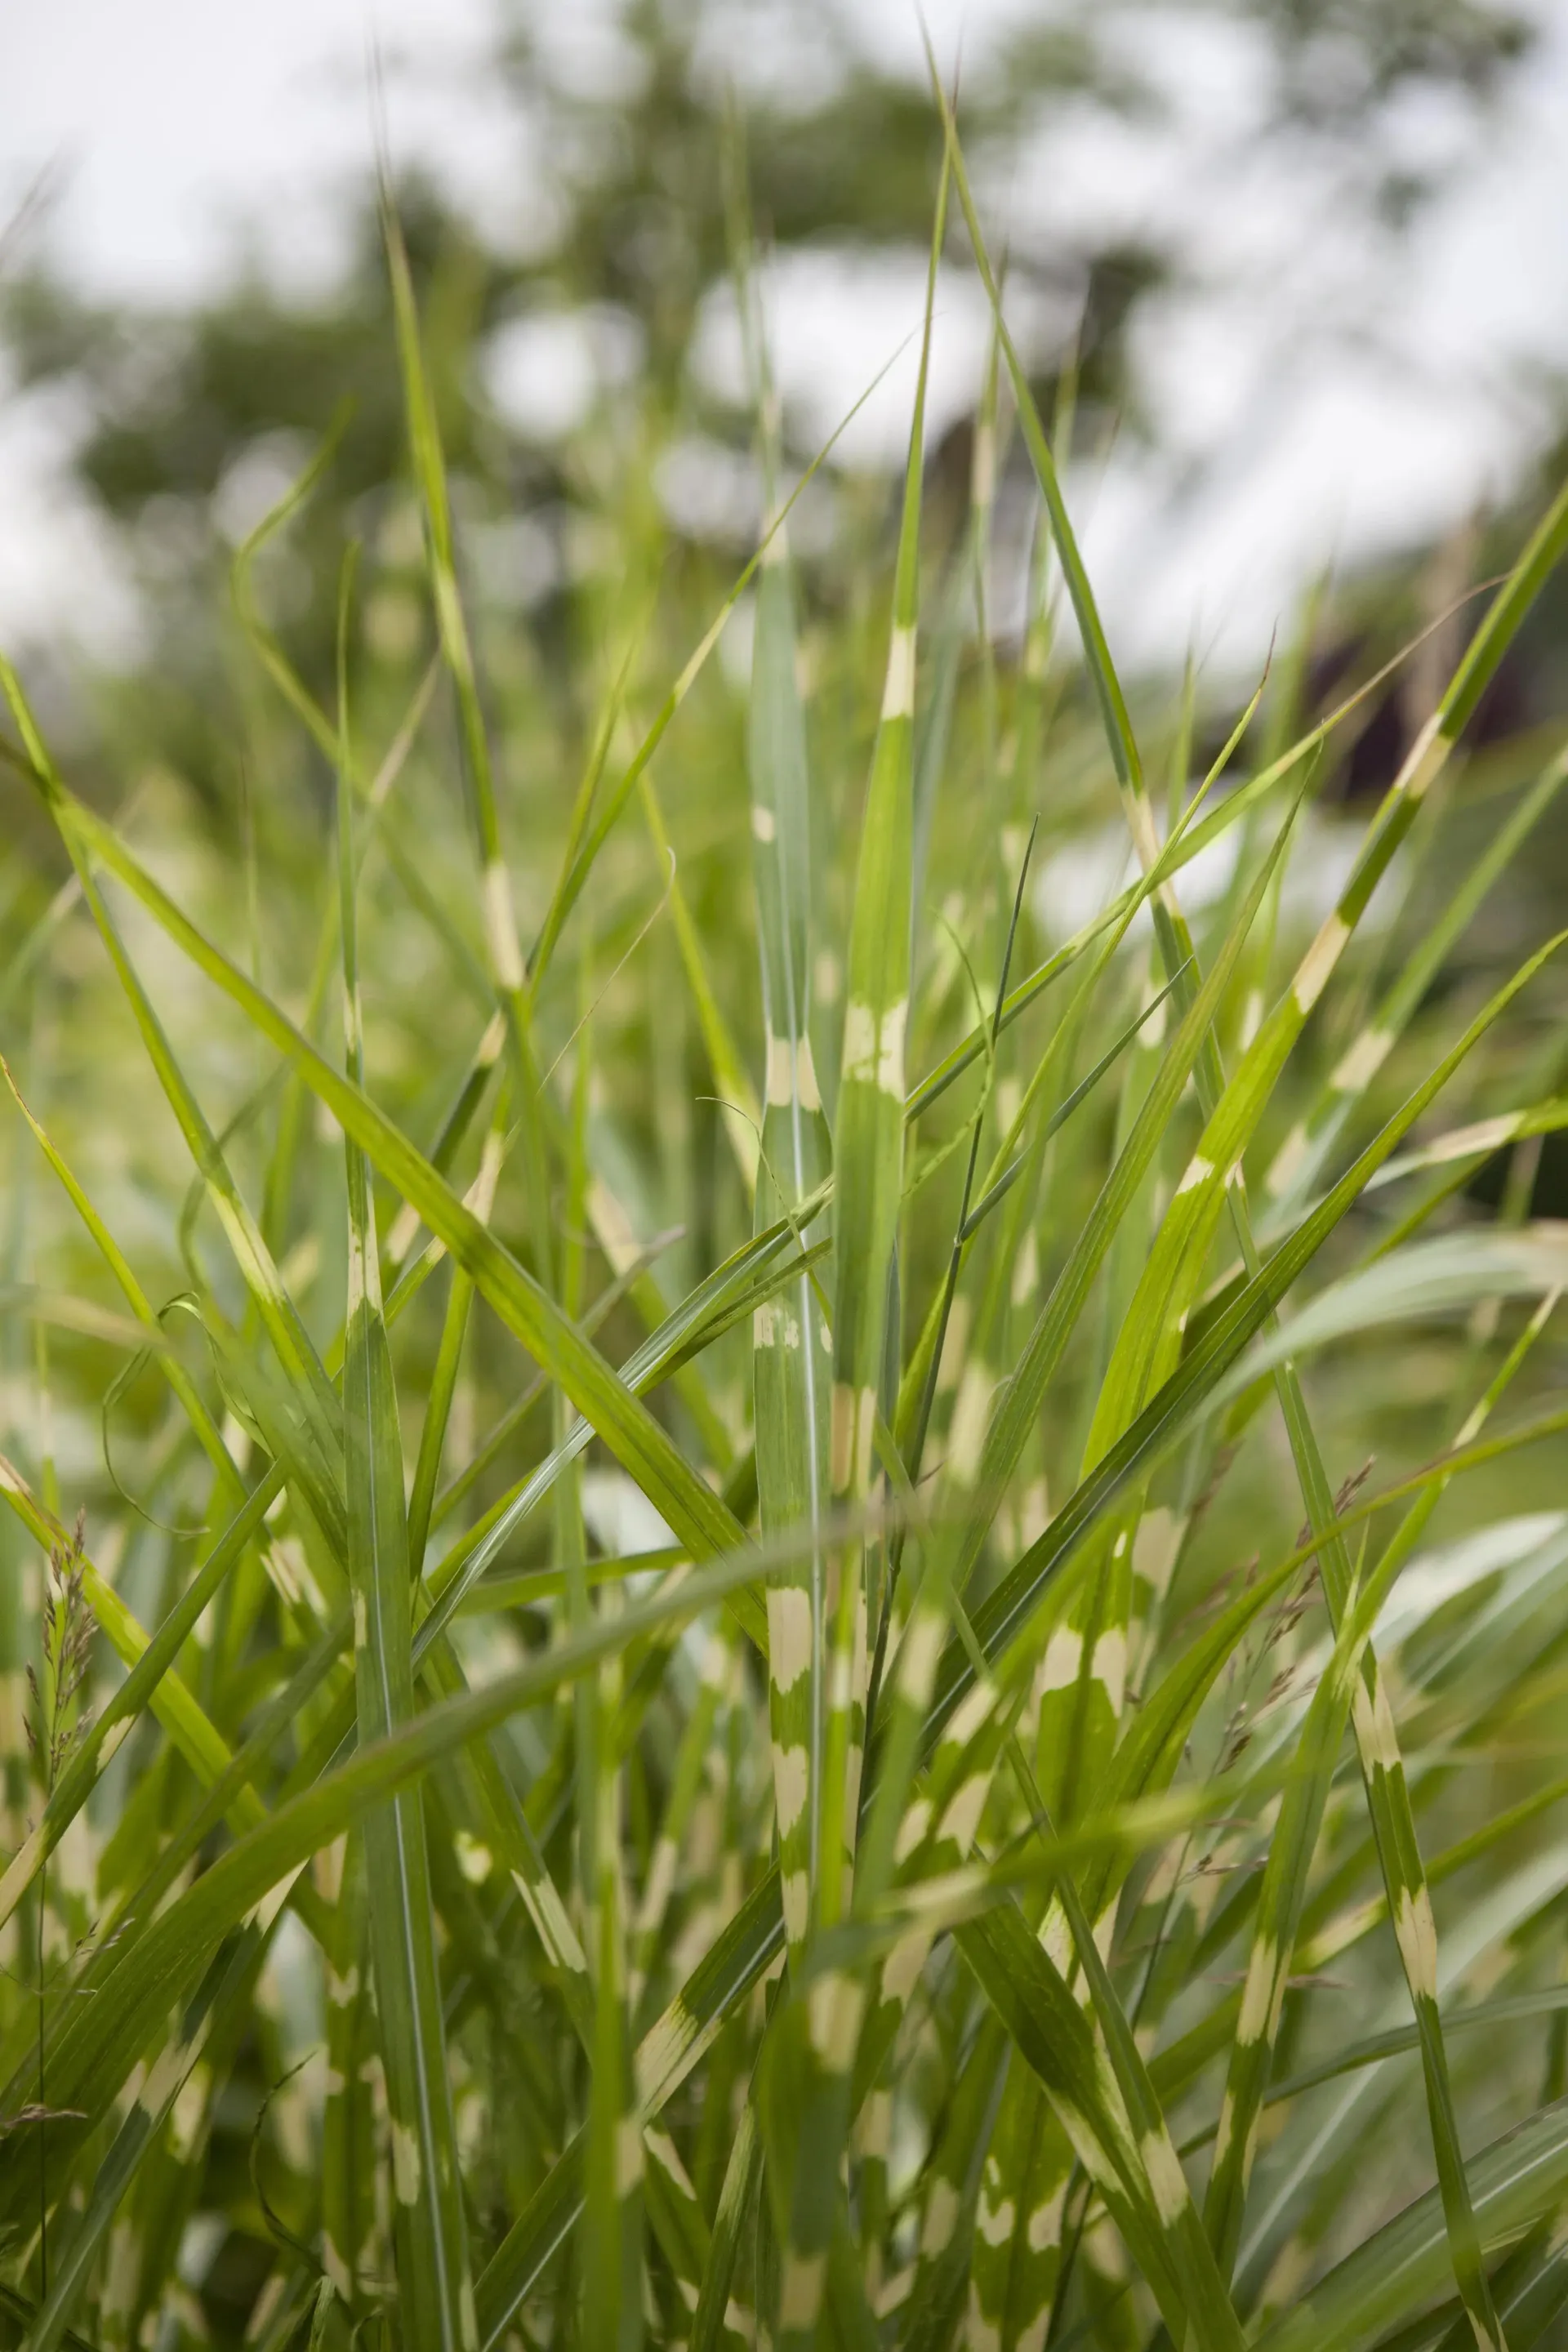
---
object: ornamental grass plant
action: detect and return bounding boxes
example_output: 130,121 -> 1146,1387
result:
4,73 -> 1568,2352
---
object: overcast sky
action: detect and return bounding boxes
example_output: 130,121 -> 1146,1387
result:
3,0 -> 1567,675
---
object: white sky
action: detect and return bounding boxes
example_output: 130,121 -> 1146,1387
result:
2,0 -> 1567,675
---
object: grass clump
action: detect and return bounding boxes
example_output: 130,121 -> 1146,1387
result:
3,84 -> 1568,2352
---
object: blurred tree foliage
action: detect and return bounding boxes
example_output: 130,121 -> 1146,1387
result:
0,0 -> 1540,824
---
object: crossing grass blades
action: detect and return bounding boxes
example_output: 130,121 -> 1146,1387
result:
3,70 -> 1568,2352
